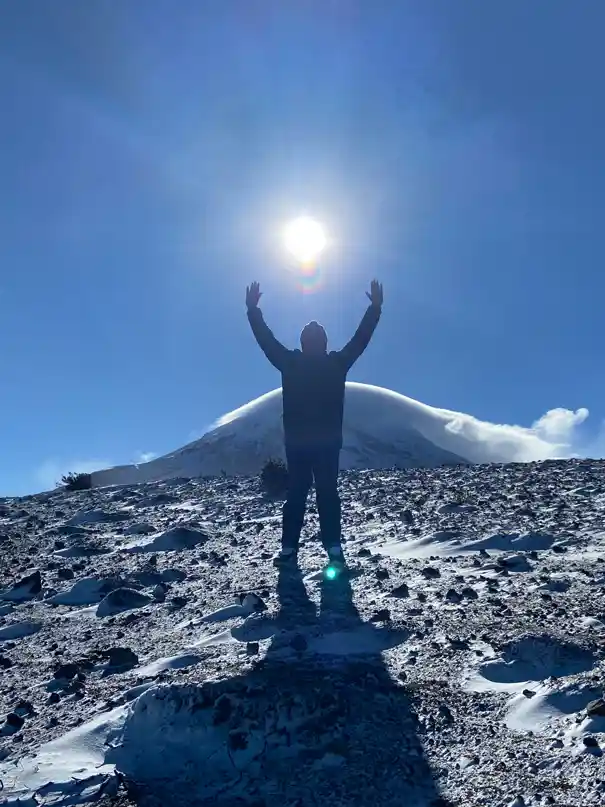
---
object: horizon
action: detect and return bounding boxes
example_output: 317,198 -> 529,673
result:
1,1 -> 604,495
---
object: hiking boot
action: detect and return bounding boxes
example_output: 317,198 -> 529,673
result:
273,547 -> 298,567
326,545 -> 346,572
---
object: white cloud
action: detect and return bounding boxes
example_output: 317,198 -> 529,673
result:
409,397 -> 589,464
135,451 -> 157,464
532,408 -> 589,443
35,459 -> 109,491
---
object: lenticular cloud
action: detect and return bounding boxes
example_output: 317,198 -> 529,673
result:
215,382 -> 588,465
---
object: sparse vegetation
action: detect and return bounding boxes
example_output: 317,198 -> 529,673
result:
260,458 -> 289,498
60,471 -> 92,491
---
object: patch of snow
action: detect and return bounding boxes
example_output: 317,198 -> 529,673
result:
0,705 -> 126,803
48,577 -> 122,606
122,525 -> 209,553
137,653 -> 203,677
506,683 -> 601,733
0,620 -> 41,641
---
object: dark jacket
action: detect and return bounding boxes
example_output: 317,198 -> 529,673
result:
247,305 -> 381,448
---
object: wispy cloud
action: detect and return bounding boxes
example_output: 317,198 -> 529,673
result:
436,404 -> 589,463
135,451 -> 157,464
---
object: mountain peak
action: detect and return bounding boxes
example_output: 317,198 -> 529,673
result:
91,383 -> 467,488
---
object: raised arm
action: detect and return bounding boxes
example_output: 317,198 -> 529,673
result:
338,280 -> 383,371
246,282 -> 290,371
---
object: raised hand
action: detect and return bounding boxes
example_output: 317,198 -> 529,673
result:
246,281 -> 262,309
366,279 -> 383,308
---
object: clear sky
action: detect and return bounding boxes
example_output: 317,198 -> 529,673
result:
1,0 -> 604,495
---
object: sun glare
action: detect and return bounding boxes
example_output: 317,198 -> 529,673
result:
284,216 -> 327,264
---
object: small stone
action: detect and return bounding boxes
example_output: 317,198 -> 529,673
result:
7,570 -> 42,598
54,662 -> 80,680
47,692 -> 60,705
375,568 -> 390,581
13,700 -> 34,717
246,642 -> 259,656
390,583 -> 409,598
5,713 -> 24,730
241,593 -> 267,613
169,596 -> 188,609
403,509 -> 414,525
583,735 -> 600,748
57,567 -> 75,580
152,584 -> 167,602
357,548 -> 372,558
586,698 -> 605,717
160,568 -> 186,583
96,587 -> 152,617
0,656 -> 13,669
461,586 -> 478,600
228,730 -> 248,752
445,589 -> 462,604
421,566 -> 440,579
438,704 -> 453,723
104,647 -> 138,668
523,689 -> 536,698
370,608 -> 391,622
447,637 -> 469,650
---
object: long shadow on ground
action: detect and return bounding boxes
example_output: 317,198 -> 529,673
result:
113,562 -> 446,807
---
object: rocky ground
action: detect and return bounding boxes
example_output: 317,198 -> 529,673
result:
1,459 -> 605,806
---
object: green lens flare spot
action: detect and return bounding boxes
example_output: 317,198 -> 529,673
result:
325,566 -> 338,580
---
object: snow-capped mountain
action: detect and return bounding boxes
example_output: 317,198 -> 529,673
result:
90,383 -> 468,487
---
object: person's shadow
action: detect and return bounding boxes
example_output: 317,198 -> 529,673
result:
238,560 -> 446,806
116,560 -> 447,807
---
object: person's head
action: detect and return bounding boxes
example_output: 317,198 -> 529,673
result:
300,320 -> 328,355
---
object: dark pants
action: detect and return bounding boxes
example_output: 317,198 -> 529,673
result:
282,444 -> 342,554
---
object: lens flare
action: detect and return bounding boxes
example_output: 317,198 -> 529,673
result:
296,261 -> 323,295
284,217 -> 327,265
325,566 -> 338,580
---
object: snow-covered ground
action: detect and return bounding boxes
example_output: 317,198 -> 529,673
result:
90,383 -> 587,488
1,459 -> 605,806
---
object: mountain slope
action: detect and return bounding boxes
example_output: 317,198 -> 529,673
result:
91,383 -> 469,488
1,460 -> 605,806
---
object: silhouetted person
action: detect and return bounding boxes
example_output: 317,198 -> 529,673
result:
246,280 -> 383,566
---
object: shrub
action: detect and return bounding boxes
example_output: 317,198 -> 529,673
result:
260,458 -> 288,498
60,472 -> 92,491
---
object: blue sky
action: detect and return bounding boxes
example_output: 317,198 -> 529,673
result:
1,0 -> 604,495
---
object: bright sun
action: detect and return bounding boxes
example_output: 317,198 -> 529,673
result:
283,216 -> 327,264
